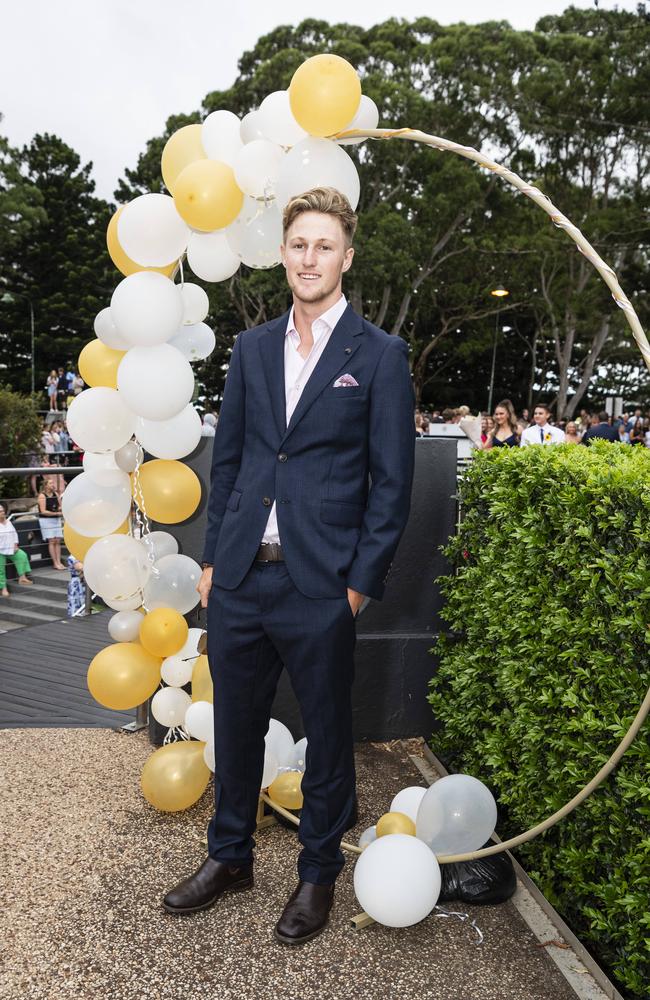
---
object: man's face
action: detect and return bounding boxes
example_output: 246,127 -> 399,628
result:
281,212 -> 354,307
533,407 -> 548,425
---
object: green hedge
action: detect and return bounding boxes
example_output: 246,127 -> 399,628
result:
429,442 -> 650,999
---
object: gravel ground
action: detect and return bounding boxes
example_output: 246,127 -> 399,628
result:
0,729 -> 577,1000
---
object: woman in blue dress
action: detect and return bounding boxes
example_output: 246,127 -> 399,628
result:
486,399 -> 520,448
67,555 -> 85,617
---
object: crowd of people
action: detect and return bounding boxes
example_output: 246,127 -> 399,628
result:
415,401 -> 650,448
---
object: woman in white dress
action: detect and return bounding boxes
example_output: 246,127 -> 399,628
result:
37,477 -> 65,570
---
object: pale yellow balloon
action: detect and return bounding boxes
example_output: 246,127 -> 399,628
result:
141,741 -> 211,812
139,607 -> 189,658
289,54 -> 361,137
78,339 -> 126,389
64,519 -> 129,561
376,811 -> 416,838
173,160 -> 243,232
87,642 -> 162,710
133,460 -> 201,524
191,654 -> 213,703
268,771 -> 303,810
161,124 -> 207,195
106,206 -> 176,278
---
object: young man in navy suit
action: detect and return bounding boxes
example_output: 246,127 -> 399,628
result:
163,187 -> 416,944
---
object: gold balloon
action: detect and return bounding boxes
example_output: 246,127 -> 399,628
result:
106,206 -> 176,278
78,339 -> 126,389
289,54 -> 361,137
173,159 -> 243,232
191,654 -> 213,703
161,124 -> 206,195
87,642 -> 162,710
376,811 -> 416,838
139,607 -> 189,657
64,520 -> 129,561
268,771 -> 303,810
141,741 -> 211,812
133,460 -> 201,524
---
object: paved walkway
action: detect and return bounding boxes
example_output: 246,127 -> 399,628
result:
1,729 -> 582,1000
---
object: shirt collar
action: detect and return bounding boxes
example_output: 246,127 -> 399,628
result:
286,295 -> 347,345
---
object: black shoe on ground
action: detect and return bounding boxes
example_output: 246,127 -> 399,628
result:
274,880 -> 335,945
162,856 -> 254,914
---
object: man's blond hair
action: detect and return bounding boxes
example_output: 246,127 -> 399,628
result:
282,187 -> 358,248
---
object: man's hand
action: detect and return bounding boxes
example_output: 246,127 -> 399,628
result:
197,566 -> 213,608
347,587 -> 365,618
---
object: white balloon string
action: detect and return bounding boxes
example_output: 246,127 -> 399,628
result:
163,725 -> 191,745
131,440 -> 157,611
433,904 -> 484,944
178,255 -> 185,289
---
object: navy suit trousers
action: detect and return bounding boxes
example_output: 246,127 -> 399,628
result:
206,559 -> 357,885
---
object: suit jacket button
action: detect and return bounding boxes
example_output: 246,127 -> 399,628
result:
278,453 -> 287,462
262,496 -> 272,506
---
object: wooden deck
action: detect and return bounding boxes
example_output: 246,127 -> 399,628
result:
0,610 -> 136,728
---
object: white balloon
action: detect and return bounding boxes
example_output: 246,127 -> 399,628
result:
225,197 -> 283,269
240,110 -> 266,144
290,736 -> 308,771
358,825 -> 377,850
180,283 -> 209,326
261,747 -> 279,789
275,137 -> 360,210
61,471 -> 132,537
233,139 -> 284,199
390,786 -> 427,824
416,774 -> 497,856
117,193 -> 189,267
143,554 -> 201,614
187,230 -> 240,283
160,654 -> 194,687
338,95 -> 380,145
67,387 -> 136,454
117,344 -> 194,421
141,531 -> 179,562
114,440 -> 143,473
134,405 -> 202,460
353,834 -> 441,928
202,109 -> 243,166
168,323 -> 216,362
176,627 -> 206,662
108,609 -> 144,642
110,272 -> 184,348
204,741 -> 215,771
84,534 -> 151,602
83,451 -> 124,488
257,91 -> 308,147
152,687 -> 192,728
184,700 -> 213,742
265,719 -> 295,768
94,307 -> 130,350
103,592 -> 143,612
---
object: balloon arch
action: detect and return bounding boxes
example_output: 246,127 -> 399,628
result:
71,54 -> 648,929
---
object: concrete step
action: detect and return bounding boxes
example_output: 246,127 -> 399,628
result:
0,619 -> 25,633
2,592 -> 69,614
0,605 -> 64,626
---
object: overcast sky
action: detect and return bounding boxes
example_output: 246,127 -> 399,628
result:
1,0 -> 635,201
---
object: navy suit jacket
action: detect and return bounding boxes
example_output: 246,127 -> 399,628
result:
202,303 -> 416,601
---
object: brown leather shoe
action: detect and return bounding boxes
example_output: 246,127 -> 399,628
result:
163,857 -> 253,914
274,880 -> 335,945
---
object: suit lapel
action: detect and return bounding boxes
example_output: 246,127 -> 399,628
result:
281,304 -> 363,444
258,310 -> 291,437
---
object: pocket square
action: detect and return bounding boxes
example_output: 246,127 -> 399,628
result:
333,374 -> 359,387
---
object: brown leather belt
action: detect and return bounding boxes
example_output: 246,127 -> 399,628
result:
255,542 -> 284,562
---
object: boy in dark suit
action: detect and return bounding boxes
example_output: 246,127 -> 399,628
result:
164,187 -> 415,944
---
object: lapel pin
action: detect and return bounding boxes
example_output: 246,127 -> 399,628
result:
344,347 -> 352,354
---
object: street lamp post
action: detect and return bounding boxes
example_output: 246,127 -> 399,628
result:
1,291 -> 36,395
487,284 -> 509,413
